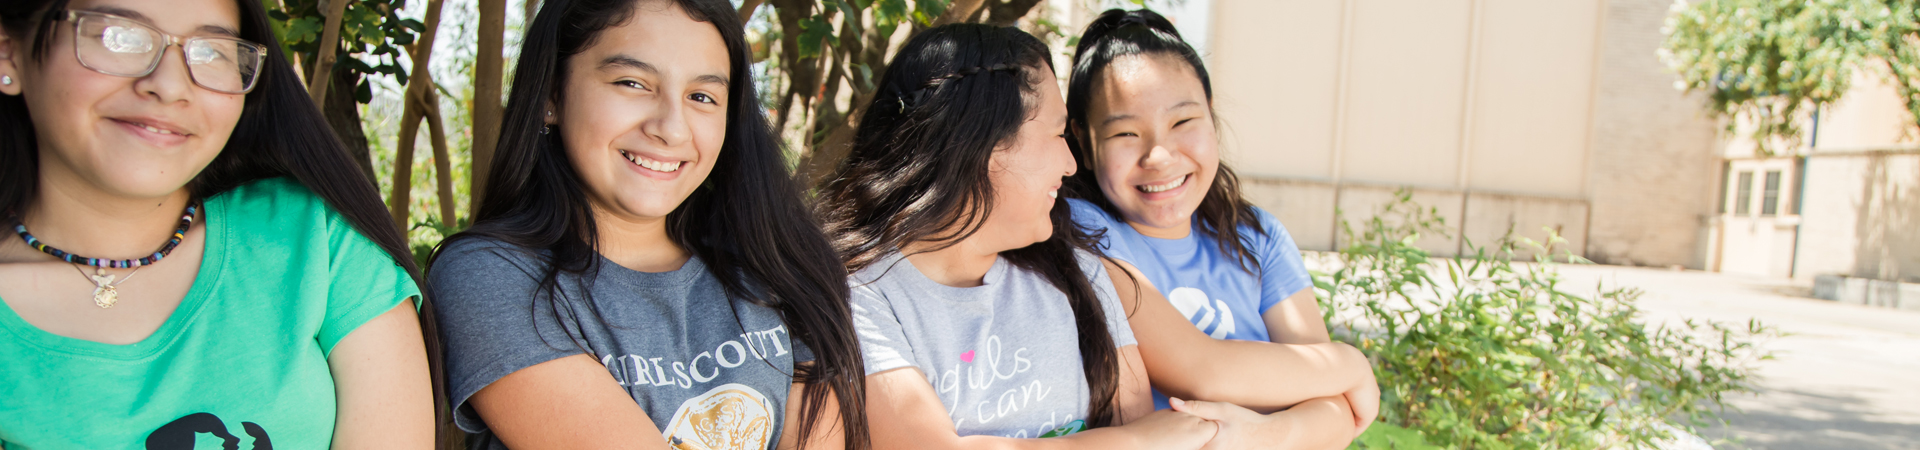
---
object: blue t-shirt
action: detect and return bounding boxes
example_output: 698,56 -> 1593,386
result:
1067,199 -> 1313,407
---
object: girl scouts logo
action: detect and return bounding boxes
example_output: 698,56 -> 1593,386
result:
145,413 -> 271,449
1168,287 -> 1236,339
664,383 -> 775,450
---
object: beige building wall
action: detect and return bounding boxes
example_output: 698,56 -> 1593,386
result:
1206,0 -> 1716,265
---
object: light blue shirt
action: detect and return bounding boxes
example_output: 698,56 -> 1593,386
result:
1067,199 -> 1313,408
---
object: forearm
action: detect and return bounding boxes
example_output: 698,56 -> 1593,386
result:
1259,396 -> 1356,450
944,427 -> 1143,450
1145,339 -> 1369,409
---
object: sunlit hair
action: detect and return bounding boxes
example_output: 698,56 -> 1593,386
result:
432,0 -> 867,448
1066,8 -> 1268,272
816,23 -> 1127,428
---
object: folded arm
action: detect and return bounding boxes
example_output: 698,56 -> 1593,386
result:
468,354 -> 671,450
1104,260 -> 1373,411
863,345 -> 1212,450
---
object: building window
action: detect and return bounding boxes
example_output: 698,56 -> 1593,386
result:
1762,170 -> 1782,215
1716,162 -> 1731,214
1735,171 -> 1753,214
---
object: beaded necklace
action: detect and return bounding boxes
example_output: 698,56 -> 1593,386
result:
10,202 -> 199,308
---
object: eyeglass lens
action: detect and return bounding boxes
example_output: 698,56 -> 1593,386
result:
74,13 -> 262,93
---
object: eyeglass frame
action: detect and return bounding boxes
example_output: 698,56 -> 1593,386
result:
58,10 -> 268,94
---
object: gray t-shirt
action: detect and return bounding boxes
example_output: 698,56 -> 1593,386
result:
850,249 -> 1137,439
431,238 -> 808,450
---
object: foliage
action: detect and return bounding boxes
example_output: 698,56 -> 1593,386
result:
751,0 -> 1061,181
268,0 -> 427,103
1661,0 -> 1920,155
1323,191 -> 1775,449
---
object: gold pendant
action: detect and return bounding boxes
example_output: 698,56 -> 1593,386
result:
94,285 -> 118,308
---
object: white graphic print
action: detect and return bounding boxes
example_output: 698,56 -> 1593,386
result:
600,325 -> 792,389
1167,287 -> 1235,339
662,383 -> 775,450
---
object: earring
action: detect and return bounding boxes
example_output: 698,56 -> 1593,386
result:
2,75 -> 11,85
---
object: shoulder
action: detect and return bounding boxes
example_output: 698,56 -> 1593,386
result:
431,236 -> 549,283
1239,205 -> 1297,248
846,252 -> 905,287
1066,198 -> 1117,230
1072,247 -> 1109,280
205,177 -> 330,227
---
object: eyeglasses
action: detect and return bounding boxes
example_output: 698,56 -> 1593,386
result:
60,10 -> 266,94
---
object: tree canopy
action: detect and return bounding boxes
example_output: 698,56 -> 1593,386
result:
1662,0 -> 1920,154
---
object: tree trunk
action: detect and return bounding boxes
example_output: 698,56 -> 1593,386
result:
322,66 -> 376,181
389,0 -> 449,232
389,94 -> 420,232
307,0 -> 352,103
469,0 -> 506,216
425,89 -> 458,228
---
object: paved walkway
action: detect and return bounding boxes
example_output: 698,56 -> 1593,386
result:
1553,265 -> 1920,450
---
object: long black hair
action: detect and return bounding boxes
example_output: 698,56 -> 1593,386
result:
0,0 -> 451,443
816,23 -> 1126,429
431,0 -> 867,447
1066,9 -> 1268,272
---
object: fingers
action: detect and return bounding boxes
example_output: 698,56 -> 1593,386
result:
1167,397 -> 1233,421
1344,386 -> 1381,438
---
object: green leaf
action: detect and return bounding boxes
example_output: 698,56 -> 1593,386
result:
914,0 -> 948,24
797,14 -> 834,59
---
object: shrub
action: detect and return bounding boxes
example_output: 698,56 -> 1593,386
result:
1323,191 -> 1773,449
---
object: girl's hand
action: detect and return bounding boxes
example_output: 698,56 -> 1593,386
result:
1345,370 -> 1380,436
1124,408 -> 1219,450
1168,398 -> 1270,450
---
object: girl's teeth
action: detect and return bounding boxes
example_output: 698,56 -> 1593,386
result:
1139,176 -> 1186,193
141,124 -> 175,135
622,151 -> 682,172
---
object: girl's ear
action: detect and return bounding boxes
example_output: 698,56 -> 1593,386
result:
0,28 -> 23,96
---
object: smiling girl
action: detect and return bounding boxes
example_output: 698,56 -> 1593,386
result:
426,1 -> 866,449
0,0 -> 435,447
1064,9 -> 1372,449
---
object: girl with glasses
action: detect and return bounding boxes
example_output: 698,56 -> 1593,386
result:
427,0 -> 867,448
0,0 -> 437,448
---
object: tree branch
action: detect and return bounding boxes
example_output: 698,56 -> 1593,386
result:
737,0 -> 764,23
306,0 -> 352,103
932,0 -> 987,27
986,0 -> 1044,27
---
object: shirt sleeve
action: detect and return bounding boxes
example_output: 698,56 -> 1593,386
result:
1078,250 -> 1138,348
849,282 -> 916,375
428,238 -> 587,433
317,205 -> 422,357
1253,207 -> 1313,315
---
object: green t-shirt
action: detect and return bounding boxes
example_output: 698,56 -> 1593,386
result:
0,178 -> 420,449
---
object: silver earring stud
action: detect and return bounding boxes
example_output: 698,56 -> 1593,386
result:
2,75 -> 11,85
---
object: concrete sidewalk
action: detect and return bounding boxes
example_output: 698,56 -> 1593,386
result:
1553,265 -> 1920,450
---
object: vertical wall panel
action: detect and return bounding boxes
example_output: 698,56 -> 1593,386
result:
1339,0 -> 1473,188
1207,0 -> 1345,180
1466,0 -> 1601,197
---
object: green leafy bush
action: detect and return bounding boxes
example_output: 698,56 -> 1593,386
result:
1323,191 -> 1773,449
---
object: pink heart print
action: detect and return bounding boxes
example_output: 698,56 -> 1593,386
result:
960,350 -> 975,363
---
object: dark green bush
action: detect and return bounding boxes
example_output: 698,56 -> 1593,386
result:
1324,191 -> 1773,449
